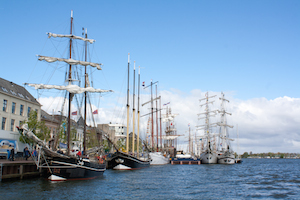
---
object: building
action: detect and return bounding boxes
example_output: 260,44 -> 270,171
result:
97,123 -> 126,147
0,77 -> 41,153
40,110 -> 60,149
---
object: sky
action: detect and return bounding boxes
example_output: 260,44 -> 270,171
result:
1,0 -> 300,154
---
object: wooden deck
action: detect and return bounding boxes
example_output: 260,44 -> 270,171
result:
0,159 -> 41,181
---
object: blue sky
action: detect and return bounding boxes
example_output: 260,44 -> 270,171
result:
1,1 -> 300,153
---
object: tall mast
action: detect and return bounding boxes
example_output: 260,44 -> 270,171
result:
67,10 -> 73,156
126,53 -> 130,153
159,97 -> 162,152
132,61 -> 136,153
151,80 -> 154,150
137,66 -> 141,158
83,28 -> 87,155
156,85 -> 158,152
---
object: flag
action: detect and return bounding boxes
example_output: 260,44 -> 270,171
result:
163,102 -> 170,106
188,123 -> 190,127
142,81 -> 145,87
93,110 -> 98,114
71,111 -> 77,115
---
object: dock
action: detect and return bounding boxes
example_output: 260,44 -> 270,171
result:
171,158 -> 201,165
0,159 -> 41,181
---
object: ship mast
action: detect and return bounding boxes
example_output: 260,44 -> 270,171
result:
196,92 -> 218,154
132,61 -> 136,153
67,10 -> 73,156
126,53 -> 130,154
83,28 -> 87,155
137,66 -> 141,158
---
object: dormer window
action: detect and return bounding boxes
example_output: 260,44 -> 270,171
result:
10,90 -> 17,95
1,87 -> 8,92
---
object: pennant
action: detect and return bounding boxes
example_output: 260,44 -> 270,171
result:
142,81 -> 145,87
71,111 -> 77,115
93,110 -> 98,114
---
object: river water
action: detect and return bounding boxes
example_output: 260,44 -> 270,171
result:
1,158 -> 299,199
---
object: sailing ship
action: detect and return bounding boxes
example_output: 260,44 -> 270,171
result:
197,92 -> 218,164
107,54 -> 150,170
217,92 -> 235,164
141,81 -> 172,165
17,11 -> 111,180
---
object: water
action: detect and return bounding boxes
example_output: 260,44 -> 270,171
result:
1,159 -> 300,199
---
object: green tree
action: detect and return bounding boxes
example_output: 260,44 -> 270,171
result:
242,152 -> 249,158
19,110 -> 51,145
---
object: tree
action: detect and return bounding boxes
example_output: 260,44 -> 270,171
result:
242,152 -> 249,158
19,110 -> 51,145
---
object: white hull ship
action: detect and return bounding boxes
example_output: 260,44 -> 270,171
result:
197,92 -> 218,164
200,152 -> 218,164
217,92 -> 235,165
150,152 -> 169,165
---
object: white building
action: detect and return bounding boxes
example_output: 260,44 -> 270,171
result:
0,77 -> 41,153
97,123 -> 126,145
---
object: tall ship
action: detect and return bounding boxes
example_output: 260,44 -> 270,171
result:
197,92 -> 218,164
18,11 -> 110,180
107,55 -> 150,170
217,92 -> 235,164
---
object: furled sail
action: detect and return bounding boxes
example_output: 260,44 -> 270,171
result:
38,55 -> 102,70
158,135 -> 180,140
47,32 -> 95,44
18,124 -> 70,159
25,83 -> 113,94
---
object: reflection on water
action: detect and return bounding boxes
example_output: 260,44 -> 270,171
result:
1,159 -> 300,199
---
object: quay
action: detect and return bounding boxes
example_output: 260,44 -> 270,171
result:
0,159 -> 41,181
171,158 -> 201,165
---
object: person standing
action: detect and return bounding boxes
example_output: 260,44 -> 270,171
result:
7,149 -> 10,160
10,147 -> 14,161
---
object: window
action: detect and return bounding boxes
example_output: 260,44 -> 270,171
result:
3,99 -> 7,112
2,117 -> 6,130
27,107 -> 31,117
11,119 -> 15,131
20,104 -> 24,116
19,121 -> 22,127
12,102 -> 16,114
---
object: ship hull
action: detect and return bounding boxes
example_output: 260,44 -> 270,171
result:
217,151 -> 235,164
200,151 -> 218,164
42,156 -> 106,181
107,151 -> 150,170
150,152 -> 169,165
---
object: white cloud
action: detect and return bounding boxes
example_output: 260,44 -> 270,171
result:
38,90 -> 300,154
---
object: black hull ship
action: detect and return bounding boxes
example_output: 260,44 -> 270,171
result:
18,124 -> 106,181
107,54 -> 150,170
107,151 -> 150,170
18,11 -> 111,181
42,157 -> 106,181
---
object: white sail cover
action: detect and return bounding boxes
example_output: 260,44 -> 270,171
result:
38,55 -> 102,70
25,83 -> 113,94
47,32 -> 95,44
18,124 -> 69,159
158,135 -> 180,140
